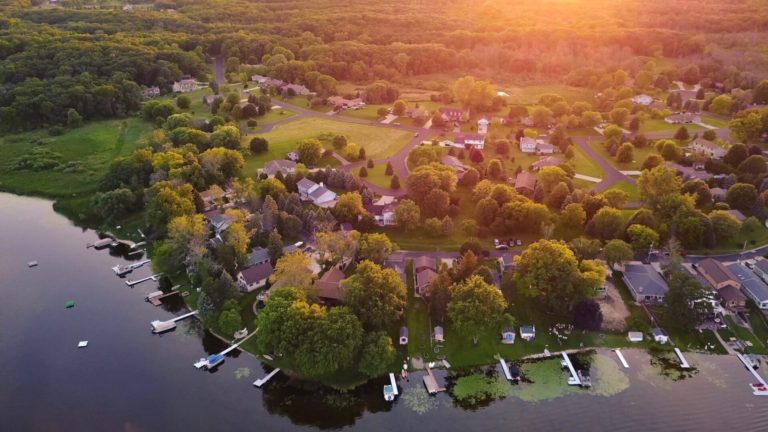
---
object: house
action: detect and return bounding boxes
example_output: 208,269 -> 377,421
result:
236,262 -> 273,292
286,151 -> 300,162
281,83 -> 313,96
247,247 -> 270,267
622,263 -> 668,303
199,187 -> 226,210
454,133 -> 486,150
631,94 -> 653,106
498,253 -> 515,271
297,178 -> 337,206
696,258 -> 740,291
203,211 -> 235,235
261,160 -> 296,178
710,187 -> 727,202
532,156 -> 563,171
689,138 -> 726,159
439,107 -> 468,123
501,327 -> 516,344
262,78 -> 285,89
172,77 -> 197,93
327,96 -> 364,110
651,328 -> 669,344
753,259 -> 768,284
405,106 -> 430,120
727,263 -> 768,309
718,285 -> 747,310
399,327 -> 409,345
514,171 -> 537,197
414,256 -> 438,296
433,326 -> 444,343
665,112 -> 701,124
143,86 -> 160,99
727,209 -> 747,222
519,137 -> 537,153
251,74 -> 268,84
282,241 -> 304,255
202,95 -> 217,106
519,325 -> 535,341
520,116 -> 534,127
536,143 -> 555,155
314,266 -> 346,302
441,155 -> 470,179
667,161 -> 713,181
365,203 -> 396,227
477,118 -> 490,135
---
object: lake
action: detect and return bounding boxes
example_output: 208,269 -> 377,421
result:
1,192 -> 767,431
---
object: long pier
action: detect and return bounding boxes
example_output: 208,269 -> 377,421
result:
194,330 -> 258,369
113,259 -> 150,276
499,357 -> 512,380
561,352 -> 581,386
253,368 -> 281,387
151,310 -> 198,333
615,349 -> 629,368
736,353 -> 768,396
674,348 -> 690,369
389,373 -> 399,396
126,273 -> 162,287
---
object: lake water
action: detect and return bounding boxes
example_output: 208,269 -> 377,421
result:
1,192 -> 767,431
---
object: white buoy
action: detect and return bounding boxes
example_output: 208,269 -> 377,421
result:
77,341 -> 89,348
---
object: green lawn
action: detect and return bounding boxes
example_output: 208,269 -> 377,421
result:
362,162 -> 393,189
500,84 -> 595,104
700,114 -> 731,128
0,117 -> 153,198
724,315 -> 767,355
336,104 -> 387,121
609,181 -> 641,202
404,260 -> 433,359
747,302 -> 768,348
639,119 -> 704,133
588,139 -> 656,171
571,145 -> 604,178
243,117 -> 413,173
691,226 -> 768,253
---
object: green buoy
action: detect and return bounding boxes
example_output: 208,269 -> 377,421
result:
65,301 -> 75,309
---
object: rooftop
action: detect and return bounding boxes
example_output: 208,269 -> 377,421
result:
623,264 -> 668,297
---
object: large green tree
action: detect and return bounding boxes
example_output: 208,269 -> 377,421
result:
343,260 -> 406,331
448,275 -> 508,344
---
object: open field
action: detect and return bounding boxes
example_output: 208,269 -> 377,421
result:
243,117 -> 413,172
571,145 -> 604,178
639,119 -> 704,133
0,118 -> 152,198
588,139 -> 656,171
499,84 -> 595,105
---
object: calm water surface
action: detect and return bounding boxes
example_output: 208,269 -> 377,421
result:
1,192 -> 767,431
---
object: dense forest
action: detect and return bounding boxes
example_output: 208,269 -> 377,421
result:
1,0 -> 767,129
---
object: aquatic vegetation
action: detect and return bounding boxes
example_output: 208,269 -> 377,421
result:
695,355 -> 727,388
402,387 -> 439,414
590,354 -> 630,397
508,359 -> 579,402
323,392 -> 358,409
638,350 -> 698,387
234,367 -> 251,379
452,372 -> 512,406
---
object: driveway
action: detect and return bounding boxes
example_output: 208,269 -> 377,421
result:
572,136 -> 636,192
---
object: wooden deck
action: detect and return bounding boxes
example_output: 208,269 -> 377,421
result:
423,368 -> 446,394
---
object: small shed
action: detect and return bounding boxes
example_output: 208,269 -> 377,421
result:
628,331 -> 644,342
520,325 -> 535,341
433,326 -> 444,343
501,327 -> 516,344
399,326 -> 409,345
651,327 -> 669,344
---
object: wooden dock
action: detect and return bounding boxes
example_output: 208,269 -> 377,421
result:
147,289 -> 181,306
674,348 -> 690,369
615,349 -> 629,368
423,368 -> 446,394
253,368 -> 280,387
126,273 -> 162,287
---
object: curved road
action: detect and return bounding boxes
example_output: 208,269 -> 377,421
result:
572,136 -> 636,192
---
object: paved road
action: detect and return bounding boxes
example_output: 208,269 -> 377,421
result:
572,136 -> 636,192
214,56 -> 225,85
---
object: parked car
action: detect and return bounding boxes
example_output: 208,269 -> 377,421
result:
516,239 -> 522,246
414,132 -> 419,137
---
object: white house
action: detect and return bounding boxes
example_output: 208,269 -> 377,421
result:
365,203 -> 396,226
477,118 -> 490,135
689,138 -> 727,160
631,94 -> 653,106
520,325 -> 536,341
172,78 -> 197,93
651,327 -> 669,344
455,134 -> 485,150
287,151 -> 300,162
628,332 -> 644,342
520,137 -> 537,153
261,160 -> 296,178
297,178 -> 337,206
236,262 -> 273,292
536,143 -> 555,155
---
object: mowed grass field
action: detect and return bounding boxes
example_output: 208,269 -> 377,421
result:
500,84 -> 595,104
0,118 -> 152,197
243,117 -> 413,172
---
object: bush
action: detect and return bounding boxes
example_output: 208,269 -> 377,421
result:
249,137 -> 269,154
572,299 -> 603,331
246,119 -> 258,127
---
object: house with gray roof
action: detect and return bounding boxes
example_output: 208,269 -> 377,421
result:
236,262 -> 273,292
689,138 -> 726,159
696,258 -> 740,291
414,256 -> 438,297
727,262 -> 768,309
622,264 -> 668,303
248,247 -> 270,267
261,159 -> 296,178
297,178 -> 337,206
752,259 -> 768,284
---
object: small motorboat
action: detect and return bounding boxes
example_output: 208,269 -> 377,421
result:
383,384 -> 395,401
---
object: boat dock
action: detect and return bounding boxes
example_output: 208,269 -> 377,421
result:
112,259 -> 150,276
194,330 -> 257,369
126,273 -> 162,287
615,349 -> 629,368
561,352 -> 581,386
736,353 -> 768,396
151,310 -> 198,333
146,288 -> 182,306
499,358 -> 512,380
253,368 -> 281,387
674,348 -> 691,369
422,368 -> 446,394
389,373 -> 399,396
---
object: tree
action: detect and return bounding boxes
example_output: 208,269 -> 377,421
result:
270,251 -> 315,291
572,299 -> 603,331
460,218 -> 478,236
390,174 -> 401,189
422,217 -> 441,236
392,99 -> 407,116
546,182 -> 570,210
709,210 -> 741,243
217,302 -> 243,338
91,188 -> 137,223
532,106 -> 553,127
603,239 -> 634,269
225,222 -> 251,266
487,159 -> 504,180
448,275 -> 507,344
665,271 -> 709,330
681,179 -> 713,207
359,233 -> 397,264
66,108 -> 82,127
176,95 -> 191,109
642,154 -> 664,171
724,143 -> 749,169
316,229 -> 361,262
358,166 -> 368,177
628,116 -> 640,132
589,207 -> 625,241
385,161 -> 393,175
475,197 -> 500,226
427,271 -> 453,321
515,240 -> 605,313
267,229 -> 284,261
394,199 -> 420,231
469,149 -> 485,164
145,183 -> 195,235
422,189 -> 451,218
627,224 -> 659,251
296,139 -> 323,166
726,183 -> 758,211
600,189 -> 629,209
210,125 -> 241,149
709,94 -> 734,116
609,107 -> 629,126
358,332 -> 397,378
441,215 -> 454,236
737,155 -> 767,179
559,203 -> 586,234
754,80 -> 768,104
731,112 -> 764,142
616,142 -> 634,163
537,166 -> 568,194
674,125 -> 690,141
659,140 -> 683,161
332,135 -> 348,150
638,165 -> 682,207
343,260 -> 406,331
249,137 -> 269,154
